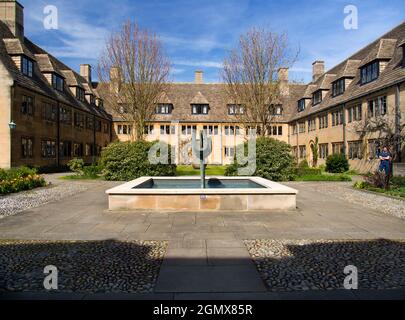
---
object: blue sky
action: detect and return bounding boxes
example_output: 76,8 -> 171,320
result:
21,0 -> 405,83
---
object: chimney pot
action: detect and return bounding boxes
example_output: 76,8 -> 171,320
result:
194,70 -> 203,84
312,60 -> 325,82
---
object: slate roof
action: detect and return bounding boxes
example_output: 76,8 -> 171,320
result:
290,21 -> 405,122
1,17 -> 404,126
97,82 -> 307,123
0,21 -> 111,121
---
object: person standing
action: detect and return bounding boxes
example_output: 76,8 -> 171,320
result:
378,146 -> 392,188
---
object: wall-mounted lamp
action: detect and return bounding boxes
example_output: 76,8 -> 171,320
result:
8,121 -> 16,130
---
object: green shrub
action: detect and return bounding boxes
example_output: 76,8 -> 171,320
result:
225,137 -> 295,181
68,158 -> 85,175
100,140 -> 177,181
391,176 -> 405,187
298,159 -> 309,168
0,166 -> 38,181
353,181 -> 368,189
0,166 -> 46,195
325,154 -> 349,173
82,164 -> 101,178
295,167 -> 322,176
296,174 -> 352,182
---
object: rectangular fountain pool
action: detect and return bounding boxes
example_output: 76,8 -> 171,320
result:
106,177 -> 298,212
134,178 -> 265,189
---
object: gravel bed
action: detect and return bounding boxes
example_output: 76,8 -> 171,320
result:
287,181 -> 405,219
245,239 -> 405,292
0,174 -> 103,218
0,240 -> 167,293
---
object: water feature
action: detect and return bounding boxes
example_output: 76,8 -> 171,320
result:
133,178 -> 265,189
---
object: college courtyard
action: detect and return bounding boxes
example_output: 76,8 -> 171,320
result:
0,0 -> 405,301
0,173 -> 404,299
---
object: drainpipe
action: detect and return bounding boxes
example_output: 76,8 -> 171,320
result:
220,123 -> 223,165
342,104 -> 347,156
56,101 -> 60,167
10,84 -> 15,168
296,121 -> 299,162
93,115 -> 96,164
395,83 -> 401,163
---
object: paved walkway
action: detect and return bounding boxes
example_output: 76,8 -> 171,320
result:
0,180 -> 404,296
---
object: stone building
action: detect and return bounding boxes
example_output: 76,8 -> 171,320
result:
108,22 -> 405,172
0,0 -> 111,169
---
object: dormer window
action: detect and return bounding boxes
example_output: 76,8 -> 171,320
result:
228,104 -> 244,115
269,104 -> 282,116
156,104 -> 172,114
21,56 -> 33,77
312,90 -> 322,106
360,61 -> 379,84
191,104 -> 209,115
298,99 -> 305,112
76,87 -> 85,102
332,78 -> 345,97
52,74 -> 64,91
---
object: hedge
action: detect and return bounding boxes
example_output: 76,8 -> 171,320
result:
100,140 -> 177,181
225,137 -> 295,181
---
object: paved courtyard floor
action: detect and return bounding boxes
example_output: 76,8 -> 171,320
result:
0,178 -> 404,298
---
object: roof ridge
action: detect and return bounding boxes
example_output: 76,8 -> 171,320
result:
317,21 -> 405,78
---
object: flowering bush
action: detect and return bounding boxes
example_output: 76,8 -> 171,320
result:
0,167 -> 46,195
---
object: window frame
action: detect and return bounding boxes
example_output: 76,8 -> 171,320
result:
332,78 -> 345,97
76,87 -> 85,102
41,139 -> 57,158
21,56 -> 33,78
21,136 -> 34,158
21,95 -> 34,116
156,104 -> 173,114
52,73 -> 65,92
312,90 -> 322,106
297,99 -> 305,112
360,61 -> 379,84
191,104 -> 209,115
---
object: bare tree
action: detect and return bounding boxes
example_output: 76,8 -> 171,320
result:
98,21 -> 170,141
353,115 -> 405,162
221,28 -> 298,136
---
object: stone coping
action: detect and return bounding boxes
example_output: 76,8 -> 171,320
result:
105,176 -> 298,196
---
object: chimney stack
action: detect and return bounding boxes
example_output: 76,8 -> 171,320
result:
109,66 -> 121,93
278,67 -> 289,95
194,70 -> 203,84
312,60 -> 324,82
0,0 -> 24,39
80,64 -> 92,83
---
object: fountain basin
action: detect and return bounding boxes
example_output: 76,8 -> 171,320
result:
106,176 -> 298,211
